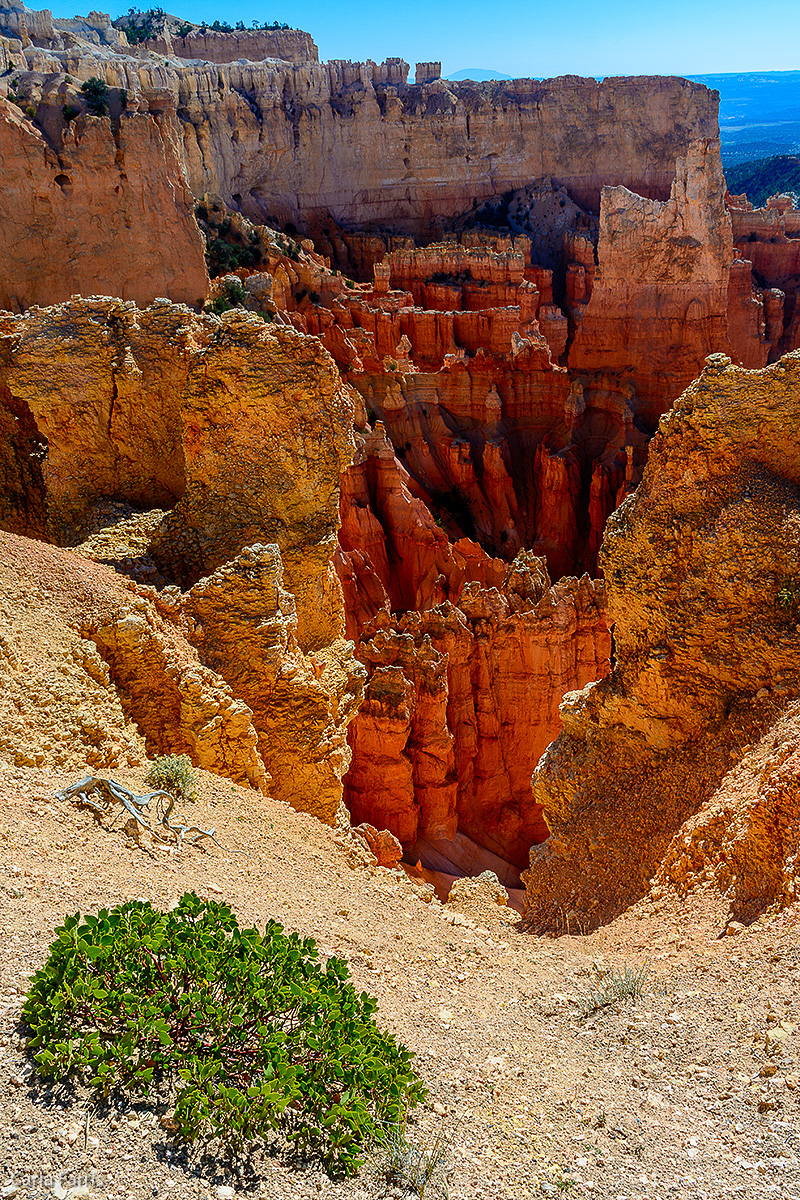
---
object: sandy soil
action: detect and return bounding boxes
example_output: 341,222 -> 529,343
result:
0,760 -> 798,1200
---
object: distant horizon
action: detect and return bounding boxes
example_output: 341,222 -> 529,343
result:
42,0 -> 800,78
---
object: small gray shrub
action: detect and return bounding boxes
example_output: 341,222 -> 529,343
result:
580,962 -> 651,1016
374,1108 -> 452,1198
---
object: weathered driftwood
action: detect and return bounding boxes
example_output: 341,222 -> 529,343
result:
54,775 -> 222,851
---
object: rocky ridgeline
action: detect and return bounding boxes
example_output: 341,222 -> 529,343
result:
0,0 -> 718,310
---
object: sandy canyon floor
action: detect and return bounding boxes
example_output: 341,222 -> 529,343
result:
0,762 -> 798,1200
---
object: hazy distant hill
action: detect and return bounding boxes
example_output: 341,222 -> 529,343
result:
687,72 -> 800,165
725,155 -> 800,206
446,68 -> 513,81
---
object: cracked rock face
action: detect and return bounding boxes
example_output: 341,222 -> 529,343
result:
523,350 -> 800,931
0,298 -> 356,650
185,544 -> 365,826
0,98 -> 208,312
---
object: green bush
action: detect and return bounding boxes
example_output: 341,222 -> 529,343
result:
122,6 -> 165,44
205,237 -> 261,278
80,76 -> 110,117
777,579 -> 800,618
22,894 -> 424,1176
62,103 -> 80,122
144,753 -> 197,803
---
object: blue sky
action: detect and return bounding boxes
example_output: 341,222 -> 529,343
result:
51,0 -> 800,76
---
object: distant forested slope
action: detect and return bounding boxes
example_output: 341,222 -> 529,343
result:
725,155 -> 800,206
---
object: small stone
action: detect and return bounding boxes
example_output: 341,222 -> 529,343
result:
726,921 -> 745,936
215,1188 -> 235,1200
1,1186 -> 19,1199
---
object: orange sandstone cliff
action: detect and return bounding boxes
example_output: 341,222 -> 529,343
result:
523,350 -> 800,930
0,96 -> 208,311
0,298 -> 366,821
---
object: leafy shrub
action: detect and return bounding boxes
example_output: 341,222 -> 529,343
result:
205,236 -> 261,278
62,104 -> 80,122
777,579 -> 800,619
80,77 -> 110,117
205,276 -> 249,315
22,894 -> 424,1176
144,753 -> 197,803
222,277 -> 247,305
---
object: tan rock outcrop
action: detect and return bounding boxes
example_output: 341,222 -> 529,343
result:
0,294 -> 367,823
651,709 -> 800,924
151,309 -> 356,649
0,298 -> 355,650
523,350 -> 800,930
0,99 -> 208,311
185,544 -> 365,824
89,601 -> 267,792
0,298 -> 191,539
568,140 -> 742,422
0,527 -> 267,791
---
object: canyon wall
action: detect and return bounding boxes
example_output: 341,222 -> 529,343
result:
523,350 -> 800,930
0,7 -> 718,238
0,97 -> 208,312
174,72 -> 718,234
139,27 -> 319,65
